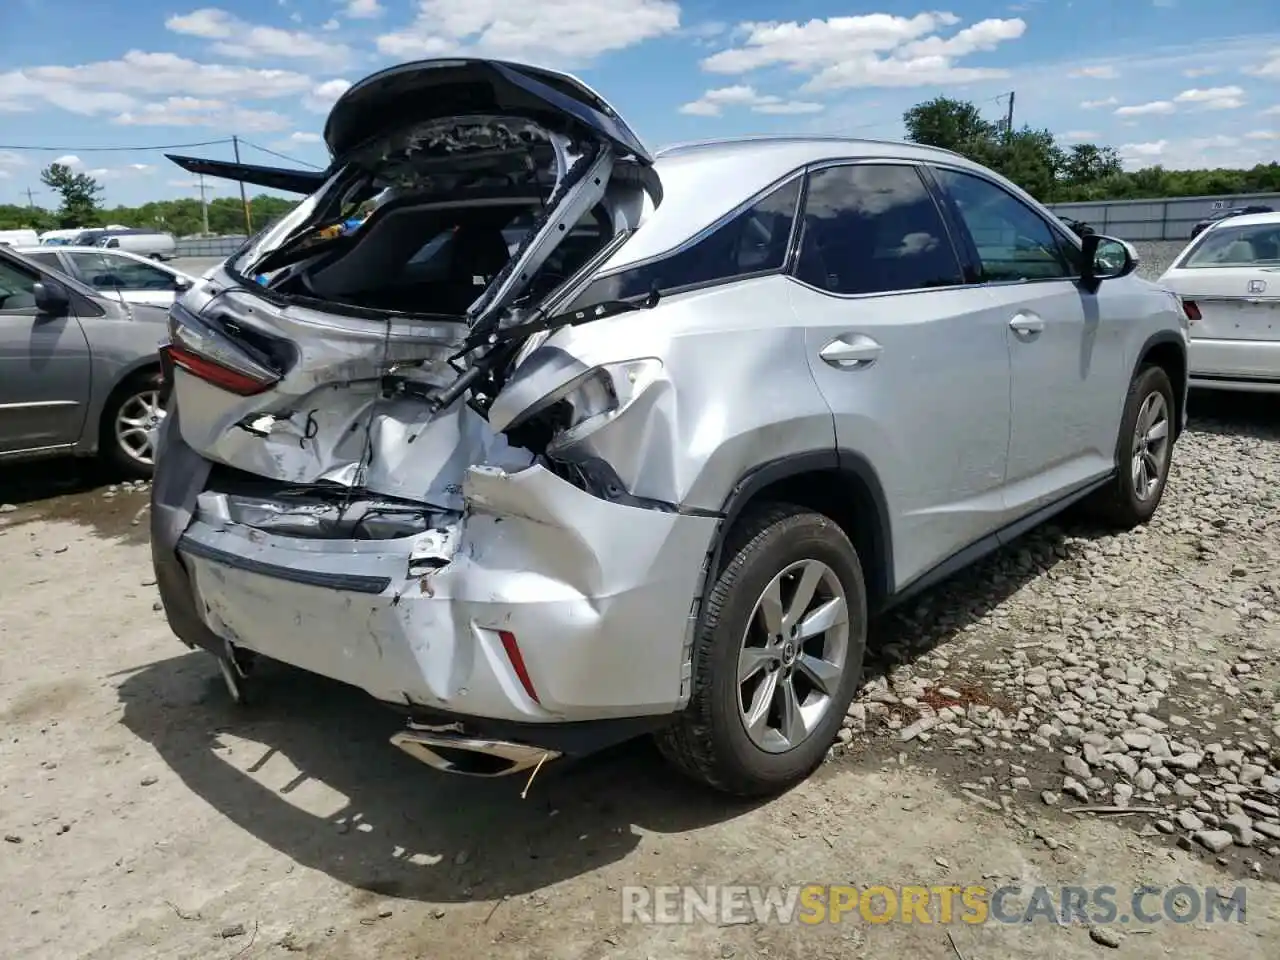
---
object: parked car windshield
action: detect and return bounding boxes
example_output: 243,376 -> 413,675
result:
1181,223 -> 1280,268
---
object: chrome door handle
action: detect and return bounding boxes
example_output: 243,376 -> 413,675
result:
1009,313 -> 1045,336
819,335 -> 882,369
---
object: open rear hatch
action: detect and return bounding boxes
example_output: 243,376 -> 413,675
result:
162,58 -> 658,518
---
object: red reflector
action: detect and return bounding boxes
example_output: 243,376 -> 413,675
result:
498,630 -> 540,704
1182,299 -> 1202,323
162,343 -> 274,396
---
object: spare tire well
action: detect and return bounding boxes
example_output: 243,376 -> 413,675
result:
713,453 -> 893,614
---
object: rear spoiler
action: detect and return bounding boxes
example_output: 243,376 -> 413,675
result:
165,154 -> 328,195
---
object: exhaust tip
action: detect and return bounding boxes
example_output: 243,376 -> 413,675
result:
390,726 -> 560,778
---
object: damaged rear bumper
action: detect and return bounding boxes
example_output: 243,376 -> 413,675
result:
151,414 -> 719,730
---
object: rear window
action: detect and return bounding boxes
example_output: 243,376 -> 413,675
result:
1180,223 -> 1280,268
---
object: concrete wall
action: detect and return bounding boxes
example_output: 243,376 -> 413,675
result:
174,235 -> 248,258
1046,193 -> 1280,242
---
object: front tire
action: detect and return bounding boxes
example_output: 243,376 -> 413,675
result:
656,504 -> 867,797
1091,364 -> 1175,528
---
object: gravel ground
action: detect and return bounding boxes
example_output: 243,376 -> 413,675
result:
1,391 -> 1278,959
839,390 -> 1280,880
1132,241 -> 1186,281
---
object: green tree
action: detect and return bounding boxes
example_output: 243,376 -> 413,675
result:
39,163 -> 104,228
903,96 -> 996,154
1062,143 -> 1123,186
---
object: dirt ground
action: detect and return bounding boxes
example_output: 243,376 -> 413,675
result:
2,392 -> 1279,960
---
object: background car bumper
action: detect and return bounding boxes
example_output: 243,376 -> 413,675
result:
1189,338 -> 1280,392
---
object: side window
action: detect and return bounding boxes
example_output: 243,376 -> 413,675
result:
23,252 -> 63,271
795,164 -> 964,295
567,176 -> 800,308
96,254 -> 176,290
0,259 -> 39,312
933,168 -> 1071,282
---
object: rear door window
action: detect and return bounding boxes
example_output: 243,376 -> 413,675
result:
795,163 -> 964,295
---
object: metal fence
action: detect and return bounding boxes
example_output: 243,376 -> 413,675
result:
174,234 -> 248,257
1045,192 -> 1280,242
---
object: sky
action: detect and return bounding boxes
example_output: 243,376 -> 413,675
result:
0,0 -> 1278,207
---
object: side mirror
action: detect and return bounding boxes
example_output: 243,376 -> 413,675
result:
33,279 -> 71,316
173,277 -> 193,292
1080,234 -> 1139,293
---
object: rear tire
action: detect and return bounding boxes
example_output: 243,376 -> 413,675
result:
1090,364 -> 1175,529
655,504 -> 867,797
100,370 -> 166,480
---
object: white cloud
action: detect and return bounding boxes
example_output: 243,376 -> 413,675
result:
23,51 -> 312,100
304,78 -> 352,113
699,14 -> 1025,91
1061,130 -> 1100,141
0,151 -> 25,167
290,131 -> 322,143
1183,66 -> 1219,78
1245,130 -> 1279,140
53,154 -> 82,167
1245,48 -> 1280,78
1263,105 -> 1280,117
1188,135 -> 1239,149
679,85 -> 823,117
166,8 -> 350,61
1080,96 -> 1119,109
0,71 -> 139,115
1174,85 -> 1245,110
377,0 -> 680,66
321,18 -> 340,30
1069,65 -> 1119,79
129,163 -> 154,172
1119,140 -> 1167,158
1115,100 -> 1175,116
114,96 -> 290,132
344,0 -> 384,17
0,171 -> 9,180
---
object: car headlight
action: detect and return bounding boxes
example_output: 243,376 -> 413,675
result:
503,357 -> 662,452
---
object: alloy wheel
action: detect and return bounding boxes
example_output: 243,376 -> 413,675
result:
1131,391 -> 1170,502
737,558 -> 850,754
115,388 -> 167,467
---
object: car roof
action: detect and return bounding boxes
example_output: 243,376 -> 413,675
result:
654,134 -> 973,166
604,135 -> 1026,272
15,244 -> 166,256
0,245 -> 115,301
1205,211 -> 1280,230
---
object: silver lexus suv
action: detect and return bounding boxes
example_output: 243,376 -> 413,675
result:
151,57 -> 1191,796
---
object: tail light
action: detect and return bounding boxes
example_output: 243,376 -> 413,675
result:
1181,298 -> 1202,324
164,303 -> 281,396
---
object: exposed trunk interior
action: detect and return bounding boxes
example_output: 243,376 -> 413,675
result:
236,117 -> 618,322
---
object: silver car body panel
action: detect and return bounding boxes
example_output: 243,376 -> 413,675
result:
151,62 -> 1188,736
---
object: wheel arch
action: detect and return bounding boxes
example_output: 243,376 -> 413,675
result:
1132,330 -> 1187,440
708,449 -> 895,614
97,358 -> 163,447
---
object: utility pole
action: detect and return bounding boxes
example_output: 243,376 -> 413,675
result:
232,134 -> 253,235
196,173 -> 211,236
1004,91 -> 1015,144
24,187 -> 36,209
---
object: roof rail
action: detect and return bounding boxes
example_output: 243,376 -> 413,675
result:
654,134 -> 968,160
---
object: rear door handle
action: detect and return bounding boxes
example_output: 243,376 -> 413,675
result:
1009,312 -> 1045,336
819,334 -> 882,369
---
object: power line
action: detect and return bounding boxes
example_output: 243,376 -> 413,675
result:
0,137 -> 233,153
239,139 -> 325,169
